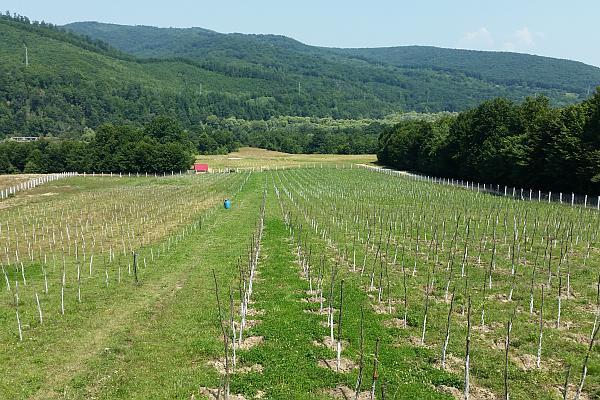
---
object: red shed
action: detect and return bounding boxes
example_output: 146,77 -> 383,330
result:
193,163 -> 209,173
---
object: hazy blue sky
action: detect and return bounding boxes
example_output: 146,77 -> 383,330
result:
4,0 -> 600,67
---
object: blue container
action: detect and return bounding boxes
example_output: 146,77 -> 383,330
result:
224,199 -> 231,209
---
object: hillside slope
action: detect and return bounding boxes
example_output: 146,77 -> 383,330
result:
64,22 -> 595,106
67,22 -> 600,97
332,46 -> 600,94
1,15 -> 598,138
0,16 -> 284,137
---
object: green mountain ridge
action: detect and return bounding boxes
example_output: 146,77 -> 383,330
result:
66,21 -> 600,95
331,45 -> 599,93
1,14 -> 599,138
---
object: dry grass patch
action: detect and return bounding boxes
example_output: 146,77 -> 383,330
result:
323,385 -> 370,400
318,358 -> 357,373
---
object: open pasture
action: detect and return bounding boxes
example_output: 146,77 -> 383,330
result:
1,166 -> 599,400
197,147 -> 377,170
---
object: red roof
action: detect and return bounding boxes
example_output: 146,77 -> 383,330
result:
194,163 -> 209,172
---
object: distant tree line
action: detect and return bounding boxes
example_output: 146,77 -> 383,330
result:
0,114 -> 385,174
193,116 -> 384,155
377,89 -> 600,194
0,117 -> 194,173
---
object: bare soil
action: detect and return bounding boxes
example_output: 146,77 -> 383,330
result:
197,387 -> 248,400
382,318 -> 407,329
318,357 -> 357,373
323,385 -> 371,400
235,336 -> 264,350
207,359 -> 263,375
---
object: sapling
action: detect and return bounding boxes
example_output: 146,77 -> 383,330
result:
371,338 -> 380,400
481,269 -> 488,328
574,320 -> 599,400
318,256 -> 325,314
529,250 -> 539,315
352,235 -> 356,272
441,287 -> 456,370
377,267 -> 383,303
133,252 -> 138,283
504,307 -> 517,400
462,247 -> 470,316
212,269 -> 230,399
61,265 -> 65,315
421,268 -> 431,345
336,279 -> 344,372
464,296 -> 472,400
354,304 -> 365,400
35,292 -> 42,324
592,273 -> 600,339
2,265 -> 9,291
563,364 -> 571,400
546,239 -> 553,288
370,244 -> 380,290
460,220 -> 470,278
77,262 -> 81,303
14,280 -> 19,306
16,307 -> 22,341
537,285 -> 545,369
402,246 -> 408,328
42,264 -> 48,294
557,274 -> 562,329
386,262 -> 392,314
229,288 -> 237,370
20,261 -> 26,285
328,264 -> 337,343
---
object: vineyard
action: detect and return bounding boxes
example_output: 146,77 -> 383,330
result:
1,167 -> 599,399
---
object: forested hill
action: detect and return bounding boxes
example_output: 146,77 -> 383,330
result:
64,22 -> 599,103
331,46 -> 600,94
2,13 -> 600,139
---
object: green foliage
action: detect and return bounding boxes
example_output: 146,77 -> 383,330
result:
0,14 -> 596,143
191,115 -> 385,155
334,46 -> 600,94
378,90 -> 600,194
0,151 -> 16,173
0,119 -> 194,173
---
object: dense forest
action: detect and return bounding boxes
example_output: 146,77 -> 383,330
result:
377,89 -> 600,194
0,114 -> 387,173
1,13 -> 599,142
66,22 -> 600,97
332,46 -> 600,94
0,117 -> 194,174
191,115 -> 391,154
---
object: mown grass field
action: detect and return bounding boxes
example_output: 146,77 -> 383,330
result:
196,147 -> 377,169
0,165 -> 599,400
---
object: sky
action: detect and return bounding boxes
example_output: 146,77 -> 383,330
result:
4,0 -> 600,67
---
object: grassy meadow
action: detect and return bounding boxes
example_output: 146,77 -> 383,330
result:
0,161 -> 599,400
196,147 -> 377,169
